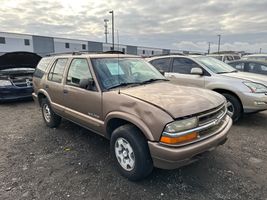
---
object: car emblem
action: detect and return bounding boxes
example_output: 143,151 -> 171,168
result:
26,79 -> 31,86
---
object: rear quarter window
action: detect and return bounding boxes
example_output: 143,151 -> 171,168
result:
33,57 -> 53,78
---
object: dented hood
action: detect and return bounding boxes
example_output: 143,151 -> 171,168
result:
120,82 -> 225,119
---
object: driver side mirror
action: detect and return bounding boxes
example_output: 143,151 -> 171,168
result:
190,67 -> 203,75
79,78 -> 95,90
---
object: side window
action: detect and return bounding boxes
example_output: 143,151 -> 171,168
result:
261,65 -> 267,71
232,62 -> 244,71
48,58 -> 68,83
172,58 -> 199,74
66,59 -> 92,87
150,58 -> 171,72
33,57 -> 53,78
247,63 -> 263,73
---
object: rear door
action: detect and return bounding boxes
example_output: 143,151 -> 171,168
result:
149,58 -> 171,73
62,58 -> 103,133
166,57 -> 205,88
45,58 -> 69,115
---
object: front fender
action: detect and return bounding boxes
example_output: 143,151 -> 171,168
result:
104,111 -> 154,141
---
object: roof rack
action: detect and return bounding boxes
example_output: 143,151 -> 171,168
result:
148,53 -> 185,58
46,50 -> 125,57
102,50 -> 125,54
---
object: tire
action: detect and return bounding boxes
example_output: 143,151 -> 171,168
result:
222,93 -> 242,122
41,98 -> 61,128
110,124 -> 153,181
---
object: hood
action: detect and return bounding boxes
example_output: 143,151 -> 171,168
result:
0,51 -> 41,70
222,72 -> 267,85
120,82 -> 225,119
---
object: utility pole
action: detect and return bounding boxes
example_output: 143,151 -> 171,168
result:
260,48 -> 262,53
208,42 -> 211,54
104,19 -> 109,43
109,10 -> 114,50
217,34 -> 221,53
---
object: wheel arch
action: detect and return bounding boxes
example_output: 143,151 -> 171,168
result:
37,89 -> 52,106
104,112 -> 154,141
212,88 -> 243,111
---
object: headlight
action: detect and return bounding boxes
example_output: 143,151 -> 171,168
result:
160,117 -> 198,145
243,82 -> 267,93
164,117 -> 198,133
0,80 -> 12,86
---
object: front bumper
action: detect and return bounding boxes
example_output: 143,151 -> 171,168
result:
0,86 -> 33,102
148,115 -> 232,170
240,92 -> 267,113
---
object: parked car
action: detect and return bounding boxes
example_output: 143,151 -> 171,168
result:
0,52 -> 41,102
242,54 -> 267,62
148,55 -> 267,121
207,54 -> 241,63
32,53 -> 232,181
228,60 -> 267,76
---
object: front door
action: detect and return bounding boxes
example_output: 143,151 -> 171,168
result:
62,58 -> 103,133
166,57 -> 205,88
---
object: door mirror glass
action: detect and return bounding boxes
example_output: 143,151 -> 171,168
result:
190,67 -> 203,75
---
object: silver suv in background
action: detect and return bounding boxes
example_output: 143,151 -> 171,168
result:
147,55 -> 267,121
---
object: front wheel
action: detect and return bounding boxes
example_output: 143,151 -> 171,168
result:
110,124 -> 153,181
222,93 -> 242,122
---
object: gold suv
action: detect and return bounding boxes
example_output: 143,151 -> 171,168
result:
32,53 -> 232,181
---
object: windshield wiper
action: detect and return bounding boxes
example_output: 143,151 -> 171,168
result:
139,78 -> 168,85
107,82 -> 138,90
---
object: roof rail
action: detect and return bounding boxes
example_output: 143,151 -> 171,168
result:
46,50 -> 125,57
102,50 -> 125,54
46,52 -> 87,56
148,52 -> 185,58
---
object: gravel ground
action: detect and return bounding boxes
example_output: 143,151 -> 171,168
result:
0,100 -> 266,200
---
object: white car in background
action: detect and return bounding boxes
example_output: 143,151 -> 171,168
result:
207,54 -> 241,63
242,54 -> 267,62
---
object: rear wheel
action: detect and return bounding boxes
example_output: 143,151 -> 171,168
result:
41,98 -> 61,128
110,124 -> 153,181
222,93 -> 242,122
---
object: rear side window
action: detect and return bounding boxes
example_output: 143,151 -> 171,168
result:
150,58 -> 171,72
48,58 -> 68,83
33,57 -> 53,78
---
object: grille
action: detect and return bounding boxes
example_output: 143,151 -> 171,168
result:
12,78 -> 32,87
198,104 -> 227,126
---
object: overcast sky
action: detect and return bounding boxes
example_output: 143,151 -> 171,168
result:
1,0 -> 267,53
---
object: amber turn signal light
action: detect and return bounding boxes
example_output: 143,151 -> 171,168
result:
160,132 -> 198,144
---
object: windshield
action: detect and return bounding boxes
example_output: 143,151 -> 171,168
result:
195,57 -> 237,74
91,58 -> 166,90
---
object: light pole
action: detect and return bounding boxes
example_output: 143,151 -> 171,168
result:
104,19 -> 109,43
217,34 -> 221,53
208,42 -> 211,54
109,10 -> 114,50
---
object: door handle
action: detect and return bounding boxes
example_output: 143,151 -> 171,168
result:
63,89 -> 68,94
45,85 -> 49,89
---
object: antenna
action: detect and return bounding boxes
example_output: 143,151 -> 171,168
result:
117,29 -> 121,94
